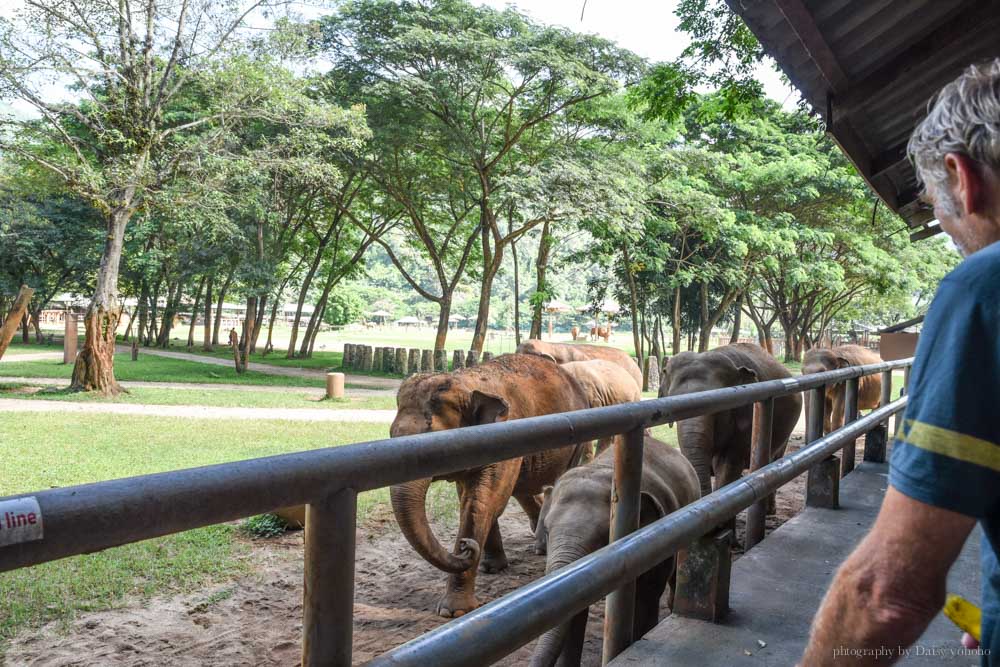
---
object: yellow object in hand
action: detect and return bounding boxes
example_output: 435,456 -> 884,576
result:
943,594 -> 981,643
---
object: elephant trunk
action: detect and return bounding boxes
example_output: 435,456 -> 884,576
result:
530,540 -> 591,667
678,416 -> 715,497
390,477 -> 479,573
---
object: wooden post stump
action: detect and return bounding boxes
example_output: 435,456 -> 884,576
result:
674,528 -> 733,622
362,346 -> 373,372
63,312 -> 78,364
373,347 -> 383,373
482,351 -> 494,363
806,455 -> 840,508
452,350 -> 465,371
864,425 -> 887,463
465,350 -> 479,367
382,347 -> 394,373
326,372 -> 345,399
395,348 -> 407,376
434,349 -> 447,372
343,344 -> 353,369
407,349 -> 420,374
422,349 -> 434,372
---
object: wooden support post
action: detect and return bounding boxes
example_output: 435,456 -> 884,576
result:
465,349 -> 479,367
674,528 -> 733,622
603,426 -> 645,664
361,346 -> 373,372
842,377 -> 859,477
373,347 -> 383,373
395,348 -> 407,376
421,349 -> 433,372
864,425 -> 888,463
0,285 -> 34,361
407,349 -> 420,374
433,349 -> 447,372
745,399 -> 774,552
63,312 -> 78,364
451,350 -> 465,371
482,351 -> 494,363
301,487 -> 357,667
806,456 -> 840,509
326,372 -> 345,399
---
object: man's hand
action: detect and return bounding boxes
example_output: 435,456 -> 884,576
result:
800,487 -> 975,665
962,633 -> 980,649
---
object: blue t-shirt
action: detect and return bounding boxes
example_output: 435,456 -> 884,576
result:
890,240 -> 1000,665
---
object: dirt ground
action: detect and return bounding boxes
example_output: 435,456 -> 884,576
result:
6,435 -> 829,667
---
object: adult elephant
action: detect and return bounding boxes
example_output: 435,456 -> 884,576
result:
802,344 -> 883,434
659,343 -> 801,497
516,339 -> 642,391
559,359 -> 642,462
529,435 -> 700,667
389,353 -> 590,617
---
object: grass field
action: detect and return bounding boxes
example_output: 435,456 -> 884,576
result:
0,353 -> 325,387
0,414 -> 391,647
0,383 -> 397,410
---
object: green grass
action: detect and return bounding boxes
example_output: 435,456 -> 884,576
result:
0,353 -> 324,387
0,383 -> 396,410
0,413 -> 390,647
167,341 -> 345,371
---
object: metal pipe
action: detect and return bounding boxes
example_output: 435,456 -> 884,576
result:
302,488 -> 357,667
807,386 -> 825,443
744,398 -> 774,551
602,426 -> 645,664
0,359 -> 913,573
368,398 -> 908,667
842,377 -> 860,476
881,369 -> 894,433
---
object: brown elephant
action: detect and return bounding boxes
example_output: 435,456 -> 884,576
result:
659,343 -> 802,497
389,353 -> 590,617
802,344 -> 883,434
516,339 -> 642,391
529,435 -> 700,667
559,359 -> 642,461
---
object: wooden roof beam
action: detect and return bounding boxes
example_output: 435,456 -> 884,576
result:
871,142 -> 910,179
772,0 -> 850,93
910,224 -> 943,242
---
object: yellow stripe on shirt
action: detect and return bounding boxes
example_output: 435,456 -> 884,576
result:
900,420 -> 1000,473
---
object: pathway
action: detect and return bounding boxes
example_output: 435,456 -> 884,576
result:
0,398 -> 396,423
0,351 -> 62,362
118,346 -> 402,390
612,461 -> 983,666
0,376 -> 395,396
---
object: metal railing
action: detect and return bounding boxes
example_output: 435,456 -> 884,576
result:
0,357 -> 913,666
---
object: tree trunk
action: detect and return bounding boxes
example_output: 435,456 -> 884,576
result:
729,292 -> 744,344
672,286 -> 682,355
203,275 -> 214,352
288,249 -> 328,359
20,313 -> 30,344
250,293 -> 267,353
71,208 -> 131,394
187,277 -> 206,348
235,296 -> 257,373
622,243 -> 642,360
511,235 -> 521,346
434,297 -> 451,350
298,267 -> 342,358
31,309 -> 43,343
470,251 -> 503,354
0,285 -> 35,361
122,308 -> 135,342
529,220 -> 551,340
213,267 -> 234,347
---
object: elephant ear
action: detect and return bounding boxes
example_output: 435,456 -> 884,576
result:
639,492 -> 667,527
835,356 -> 851,369
539,353 -> 557,364
736,365 -> 758,385
658,362 -> 671,399
467,390 -> 510,425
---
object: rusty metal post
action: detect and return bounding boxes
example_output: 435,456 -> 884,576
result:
745,399 -> 774,552
673,528 -> 733,622
806,386 -> 825,443
302,487 -> 357,667
806,386 -> 838,508
841,377 -> 860,477
602,426 -> 645,664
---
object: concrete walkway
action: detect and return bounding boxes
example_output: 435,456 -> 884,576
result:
0,375 -> 395,396
120,346 -> 402,390
612,461 -> 983,666
0,398 -> 396,423
0,352 -> 62,362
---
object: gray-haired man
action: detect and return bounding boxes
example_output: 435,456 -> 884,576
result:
801,60 -> 1000,665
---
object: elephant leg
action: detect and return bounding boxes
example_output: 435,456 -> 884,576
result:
556,609 -> 589,667
712,449 -> 745,493
634,557 -> 672,639
439,463 -> 520,617
595,435 -> 618,458
514,492 -> 542,533
824,396 -> 834,435
480,519 -> 508,573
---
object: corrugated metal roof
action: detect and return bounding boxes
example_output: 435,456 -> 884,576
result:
725,0 -> 1000,241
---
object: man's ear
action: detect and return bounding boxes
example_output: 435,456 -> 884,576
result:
737,366 -> 758,384
468,390 -> 509,425
945,152 -> 987,216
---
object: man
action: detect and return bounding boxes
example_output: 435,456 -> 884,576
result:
801,60 -> 1000,665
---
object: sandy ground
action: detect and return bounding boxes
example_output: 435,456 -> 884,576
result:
3,433 -> 831,667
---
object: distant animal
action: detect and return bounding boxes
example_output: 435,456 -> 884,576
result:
530,436 -> 701,666
802,344 -> 883,434
570,325 -> 580,340
559,359 -> 642,461
589,325 -> 611,342
516,339 -> 642,391
389,354 -> 590,617
660,343 -> 802,497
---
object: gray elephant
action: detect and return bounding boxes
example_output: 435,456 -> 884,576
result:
529,435 -> 700,667
659,343 -> 801,497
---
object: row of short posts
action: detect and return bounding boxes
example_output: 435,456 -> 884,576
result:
340,343 -> 495,376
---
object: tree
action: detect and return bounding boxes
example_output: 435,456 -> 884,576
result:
0,0 -> 285,393
323,288 -> 365,326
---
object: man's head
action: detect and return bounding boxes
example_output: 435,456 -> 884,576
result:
908,59 -> 1000,256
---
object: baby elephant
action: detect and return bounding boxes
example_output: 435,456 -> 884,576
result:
530,436 -> 701,667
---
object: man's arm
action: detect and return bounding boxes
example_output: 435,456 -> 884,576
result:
800,487 -> 975,665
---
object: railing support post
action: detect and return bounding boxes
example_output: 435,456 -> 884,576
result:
881,369 -> 893,433
806,386 -> 838,509
673,528 -> 733,622
864,425 -> 888,463
302,487 -> 357,667
745,399 -> 773,552
602,426 -> 645,664
841,377 -> 860,477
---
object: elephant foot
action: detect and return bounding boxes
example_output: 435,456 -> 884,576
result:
479,553 -> 509,573
436,591 -> 479,618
